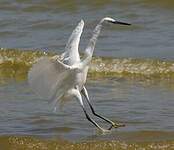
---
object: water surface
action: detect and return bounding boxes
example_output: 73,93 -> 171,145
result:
0,0 -> 174,149
0,0 -> 174,59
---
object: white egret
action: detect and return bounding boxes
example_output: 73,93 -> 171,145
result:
28,17 -> 131,132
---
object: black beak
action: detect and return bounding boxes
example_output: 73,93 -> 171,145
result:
108,20 -> 131,26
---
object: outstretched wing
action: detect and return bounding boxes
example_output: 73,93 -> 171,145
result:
79,23 -> 102,70
28,56 -> 73,102
61,20 -> 84,65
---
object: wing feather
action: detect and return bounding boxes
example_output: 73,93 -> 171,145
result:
62,20 -> 84,65
28,57 -> 71,102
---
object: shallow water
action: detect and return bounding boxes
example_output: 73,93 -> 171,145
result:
0,0 -> 174,149
0,76 -> 174,140
0,75 -> 174,149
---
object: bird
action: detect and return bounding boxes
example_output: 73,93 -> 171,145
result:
28,17 -> 131,132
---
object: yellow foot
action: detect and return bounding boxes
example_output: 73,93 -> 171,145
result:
108,122 -> 125,130
113,123 -> 125,128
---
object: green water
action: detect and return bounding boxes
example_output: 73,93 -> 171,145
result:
0,0 -> 174,149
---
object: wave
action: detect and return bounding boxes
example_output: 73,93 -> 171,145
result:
1,49 -> 174,82
0,132 -> 174,150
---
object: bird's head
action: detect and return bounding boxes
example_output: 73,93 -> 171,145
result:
100,17 -> 131,26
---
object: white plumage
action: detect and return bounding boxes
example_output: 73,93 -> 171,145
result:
28,17 -> 130,132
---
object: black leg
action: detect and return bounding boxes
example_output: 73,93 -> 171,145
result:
72,88 -> 109,132
81,86 -> 125,130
